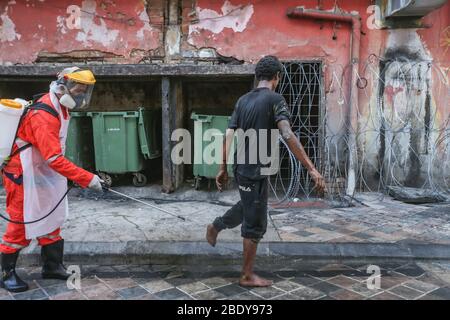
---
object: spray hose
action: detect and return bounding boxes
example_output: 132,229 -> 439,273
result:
0,183 -> 186,225
0,186 -> 72,225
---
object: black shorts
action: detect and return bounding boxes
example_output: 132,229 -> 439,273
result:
213,173 -> 268,241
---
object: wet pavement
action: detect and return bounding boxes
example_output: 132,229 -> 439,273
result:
1,188 -> 448,246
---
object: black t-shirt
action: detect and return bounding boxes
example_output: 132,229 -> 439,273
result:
228,87 -> 290,180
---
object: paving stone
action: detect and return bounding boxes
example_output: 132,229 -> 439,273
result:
102,278 -> 138,290
134,293 -> 158,300
290,285 -> 326,300
192,289 -> 226,300
44,283 -> 74,296
294,230 -> 314,237
329,289 -> 366,300
272,280 -> 302,292
165,276 -> 195,287
356,261 -> 408,272
13,288 -> 48,300
423,287 -> 450,300
0,288 -> 10,298
214,284 -> 247,297
35,278 -> 64,288
332,236 -> 365,242
314,223 -> 339,231
352,232 -> 376,240
141,279 -> 174,293
80,277 -> 102,288
307,233 -> 344,242
230,292 -> 262,300
51,290 -> 87,300
275,270 -> 303,278
152,265 -> 177,272
201,277 -> 231,289
117,286 -> 149,299
308,268 -> 363,279
250,286 -> 285,299
291,276 -> 323,287
403,279 -> 440,293
310,281 -> 342,295
81,283 -> 121,300
318,264 -> 353,272
388,285 -> 424,300
272,293 -> 299,300
417,293 -> 446,300
369,291 -> 404,300
327,275 -> 361,289
415,274 -> 450,288
347,282 -> 383,298
177,282 -> 210,295
155,288 -> 193,300
318,295 -> 336,300
394,264 -> 426,277
340,224 -> 370,233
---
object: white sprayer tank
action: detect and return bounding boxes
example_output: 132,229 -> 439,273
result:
0,99 -> 27,164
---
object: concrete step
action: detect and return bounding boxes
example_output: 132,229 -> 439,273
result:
17,240 -> 450,267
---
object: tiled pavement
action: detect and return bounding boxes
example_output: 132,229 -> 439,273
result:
1,190 -> 448,245
3,260 -> 450,300
271,193 -> 450,244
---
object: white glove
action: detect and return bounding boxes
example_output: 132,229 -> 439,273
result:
88,175 -> 104,192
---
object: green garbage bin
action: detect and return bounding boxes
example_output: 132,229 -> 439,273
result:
191,112 -> 235,190
66,112 -> 95,171
88,108 -> 161,187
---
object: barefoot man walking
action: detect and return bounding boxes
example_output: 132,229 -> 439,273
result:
206,56 -> 326,287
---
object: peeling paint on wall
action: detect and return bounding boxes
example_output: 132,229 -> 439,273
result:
188,0 -> 254,44
74,1 -> 119,47
136,8 -> 153,42
0,0 -> 162,64
0,11 -> 20,42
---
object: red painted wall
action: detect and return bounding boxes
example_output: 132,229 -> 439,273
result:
0,0 -> 163,64
0,0 -> 448,185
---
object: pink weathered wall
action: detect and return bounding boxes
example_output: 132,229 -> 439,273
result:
0,0 -> 163,64
0,0 -> 448,188
184,0 -> 449,188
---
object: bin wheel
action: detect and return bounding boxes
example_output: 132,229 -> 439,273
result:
99,172 -> 112,187
194,177 -> 201,190
133,173 -> 147,187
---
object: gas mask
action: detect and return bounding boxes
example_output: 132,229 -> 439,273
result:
59,82 -> 94,110
52,68 -> 96,110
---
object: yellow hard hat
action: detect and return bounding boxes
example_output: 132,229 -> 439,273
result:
65,69 -> 96,85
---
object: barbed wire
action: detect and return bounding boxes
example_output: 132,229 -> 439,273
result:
270,57 -> 449,205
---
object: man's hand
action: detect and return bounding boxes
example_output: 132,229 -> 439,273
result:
309,169 -> 326,196
216,169 -> 229,192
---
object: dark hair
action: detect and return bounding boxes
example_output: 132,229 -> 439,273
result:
255,55 -> 283,81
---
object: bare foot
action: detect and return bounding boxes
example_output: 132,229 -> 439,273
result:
239,274 -> 273,287
206,224 -> 218,247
